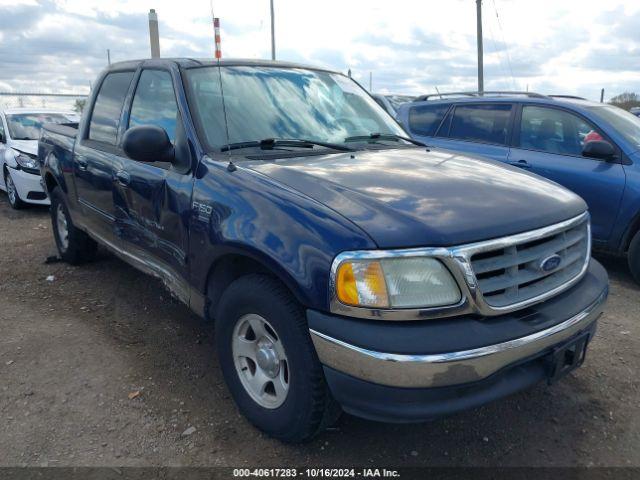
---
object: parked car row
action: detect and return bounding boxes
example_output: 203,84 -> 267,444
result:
394,92 -> 640,282
0,108 -> 78,208
371,93 -> 415,116
29,58 -> 610,443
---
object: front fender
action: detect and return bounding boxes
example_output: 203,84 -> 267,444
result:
189,159 -> 376,312
3,148 -> 18,169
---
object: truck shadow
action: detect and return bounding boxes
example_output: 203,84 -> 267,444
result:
594,252 -> 638,289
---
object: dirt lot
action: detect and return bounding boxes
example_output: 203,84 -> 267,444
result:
1,194 -> 639,468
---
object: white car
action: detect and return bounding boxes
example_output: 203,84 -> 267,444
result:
0,108 -> 79,208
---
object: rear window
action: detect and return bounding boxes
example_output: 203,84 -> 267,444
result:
408,104 -> 449,136
89,71 -> 135,144
449,104 -> 512,145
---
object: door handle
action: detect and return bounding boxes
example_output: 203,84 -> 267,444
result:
115,170 -> 131,186
509,159 -> 531,169
77,158 -> 88,171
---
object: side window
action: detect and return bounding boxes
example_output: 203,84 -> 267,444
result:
88,71 -> 135,144
128,70 -> 178,143
519,106 -> 597,156
449,104 -> 512,145
0,118 -> 5,143
408,104 -> 450,136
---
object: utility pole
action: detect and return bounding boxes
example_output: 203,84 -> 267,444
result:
476,0 -> 484,94
600,88 -> 605,103
107,49 -> 111,66
270,0 -> 276,60
369,72 -> 372,91
148,9 -> 161,58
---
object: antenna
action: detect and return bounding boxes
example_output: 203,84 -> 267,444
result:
210,0 -> 233,168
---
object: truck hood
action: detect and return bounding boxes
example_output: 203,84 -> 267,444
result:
8,140 -> 38,156
247,147 -> 587,248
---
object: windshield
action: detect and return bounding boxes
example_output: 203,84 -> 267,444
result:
6,113 -> 75,141
588,105 -> 640,150
184,66 -> 407,151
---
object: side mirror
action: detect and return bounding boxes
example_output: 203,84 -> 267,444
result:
123,125 -> 174,163
582,140 -> 615,161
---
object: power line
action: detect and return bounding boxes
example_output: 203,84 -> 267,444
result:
491,0 -> 516,89
485,12 -> 510,89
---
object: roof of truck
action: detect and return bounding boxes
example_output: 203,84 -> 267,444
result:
107,58 -> 341,74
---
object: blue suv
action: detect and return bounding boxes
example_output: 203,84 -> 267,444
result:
396,92 -> 640,282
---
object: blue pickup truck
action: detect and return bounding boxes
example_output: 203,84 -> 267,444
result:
396,92 -> 640,282
39,59 -> 608,442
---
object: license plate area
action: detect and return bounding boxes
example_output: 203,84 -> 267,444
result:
546,332 -> 590,384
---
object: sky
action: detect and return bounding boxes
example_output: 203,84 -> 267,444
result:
0,0 -> 639,109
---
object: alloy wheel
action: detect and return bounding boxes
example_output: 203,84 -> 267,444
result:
6,173 -> 17,205
232,313 -> 290,409
55,203 -> 69,251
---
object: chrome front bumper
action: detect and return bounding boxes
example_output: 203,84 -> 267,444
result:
310,288 -> 607,389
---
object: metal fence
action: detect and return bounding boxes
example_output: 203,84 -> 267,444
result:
0,92 -> 87,111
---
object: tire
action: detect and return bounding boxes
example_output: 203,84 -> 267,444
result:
628,230 -> 640,284
4,169 -> 25,209
49,186 -> 97,264
215,274 -> 340,443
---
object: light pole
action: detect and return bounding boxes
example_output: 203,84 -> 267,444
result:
148,9 -> 161,58
270,0 -> 276,60
476,0 -> 484,94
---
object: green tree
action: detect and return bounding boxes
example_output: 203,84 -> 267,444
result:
609,92 -> 640,111
74,98 -> 86,113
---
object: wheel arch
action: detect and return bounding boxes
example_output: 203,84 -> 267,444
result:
621,207 -> 640,253
203,249 -> 311,322
43,170 -> 60,195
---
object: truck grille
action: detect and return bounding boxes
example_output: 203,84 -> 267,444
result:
470,217 -> 590,309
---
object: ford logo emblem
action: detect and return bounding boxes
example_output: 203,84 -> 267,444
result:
539,254 -> 562,272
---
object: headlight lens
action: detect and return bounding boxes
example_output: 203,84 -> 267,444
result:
15,153 -> 39,170
335,257 -> 461,309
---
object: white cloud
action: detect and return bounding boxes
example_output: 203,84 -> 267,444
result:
0,0 -> 639,110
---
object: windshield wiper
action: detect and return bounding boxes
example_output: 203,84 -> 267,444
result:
344,133 -> 426,147
220,138 -> 354,152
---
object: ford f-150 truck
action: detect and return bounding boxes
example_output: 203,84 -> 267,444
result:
39,59 -> 609,443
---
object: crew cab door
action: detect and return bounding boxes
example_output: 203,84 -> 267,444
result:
508,104 -> 626,244
112,68 -> 194,303
74,71 -> 135,242
427,103 -> 514,162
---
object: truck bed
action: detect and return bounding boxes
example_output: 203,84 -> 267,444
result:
38,122 -> 80,196
42,122 -> 79,138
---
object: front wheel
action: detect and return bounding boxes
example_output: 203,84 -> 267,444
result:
49,186 -> 97,264
5,170 -> 25,209
628,230 -> 640,284
215,274 -> 340,443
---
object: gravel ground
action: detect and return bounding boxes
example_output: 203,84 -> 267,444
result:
1,195 -> 639,467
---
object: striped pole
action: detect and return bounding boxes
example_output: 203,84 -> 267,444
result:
214,17 -> 221,59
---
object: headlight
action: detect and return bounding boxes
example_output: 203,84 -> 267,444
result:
15,153 -> 39,170
335,256 -> 461,309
